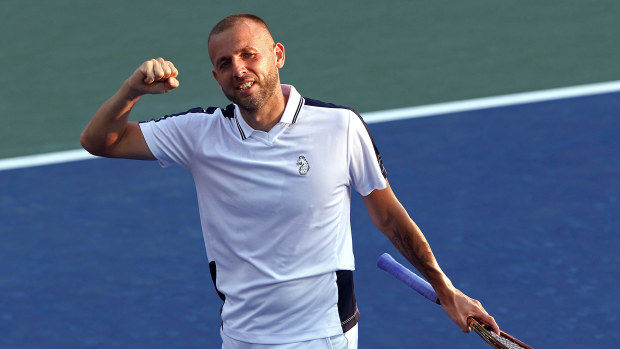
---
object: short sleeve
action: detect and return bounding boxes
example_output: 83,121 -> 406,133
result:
139,108 -> 206,170
348,111 -> 388,196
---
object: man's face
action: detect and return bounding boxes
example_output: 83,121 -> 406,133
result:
209,21 -> 285,113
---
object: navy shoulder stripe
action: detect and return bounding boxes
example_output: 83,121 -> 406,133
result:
139,107 -> 207,123
140,105 -> 237,124
205,106 -> 218,114
303,97 -> 352,112
222,104 -> 235,119
206,104 -> 235,119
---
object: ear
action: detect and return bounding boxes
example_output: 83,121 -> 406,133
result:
274,43 -> 285,69
211,70 -> 222,90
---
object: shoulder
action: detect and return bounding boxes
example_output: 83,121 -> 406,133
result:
302,97 -> 369,129
301,97 -> 358,121
303,97 -> 355,113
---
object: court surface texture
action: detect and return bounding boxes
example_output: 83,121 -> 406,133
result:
1,89 -> 618,348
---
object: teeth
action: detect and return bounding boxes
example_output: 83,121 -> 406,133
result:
240,81 -> 254,90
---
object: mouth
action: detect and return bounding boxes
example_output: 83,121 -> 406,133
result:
238,81 -> 255,91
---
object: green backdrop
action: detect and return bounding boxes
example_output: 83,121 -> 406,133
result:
2,0 -> 619,158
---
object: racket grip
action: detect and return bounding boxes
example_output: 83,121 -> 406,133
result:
377,253 -> 440,304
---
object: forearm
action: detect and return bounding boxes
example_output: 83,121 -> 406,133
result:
80,82 -> 141,156
384,215 -> 455,301
365,163 -> 499,333
382,208 -> 499,334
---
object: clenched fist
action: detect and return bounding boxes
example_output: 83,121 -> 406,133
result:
125,57 -> 179,97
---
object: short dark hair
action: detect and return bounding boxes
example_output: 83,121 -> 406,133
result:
208,14 -> 273,44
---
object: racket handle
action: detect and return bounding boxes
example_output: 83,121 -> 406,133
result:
377,253 -> 440,304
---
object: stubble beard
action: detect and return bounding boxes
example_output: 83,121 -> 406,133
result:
224,69 -> 280,113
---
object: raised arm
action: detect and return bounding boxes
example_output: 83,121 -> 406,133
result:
80,58 -> 179,159
363,181 -> 499,334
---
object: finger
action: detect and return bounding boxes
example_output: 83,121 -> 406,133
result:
465,317 -> 475,333
167,61 -> 179,78
141,60 -> 155,84
461,317 -> 473,333
152,58 -> 166,82
478,314 -> 500,336
161,60 -> 179,80
470,300 -> 499,335
158,58 -> 173,78
156,57 -> 172,79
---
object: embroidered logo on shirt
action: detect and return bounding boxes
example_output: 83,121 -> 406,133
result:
296,156 -> 310,175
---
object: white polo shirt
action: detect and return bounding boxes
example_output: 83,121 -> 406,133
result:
139,85 -> 387,344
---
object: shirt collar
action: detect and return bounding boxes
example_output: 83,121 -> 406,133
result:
233,84 -> 305,140
279,84 -> 304,124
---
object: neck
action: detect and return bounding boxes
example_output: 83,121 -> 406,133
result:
239,85 -> 288,132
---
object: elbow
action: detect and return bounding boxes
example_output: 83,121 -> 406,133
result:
372,213 -> 399,238
79,131 -> 95,155
80,130 -> 97,156
379,222 -> 400,240
80,129 -> 108,157
373,209 -> 413,240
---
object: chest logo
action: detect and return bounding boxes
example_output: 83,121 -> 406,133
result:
296,156 -> 310,175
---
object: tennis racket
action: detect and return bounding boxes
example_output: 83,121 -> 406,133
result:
377,253 -> 533,349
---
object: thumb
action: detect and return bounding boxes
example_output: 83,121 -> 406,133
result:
167,77 -> 179,89
148,77 -> 179,94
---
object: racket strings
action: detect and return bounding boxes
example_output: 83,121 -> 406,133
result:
490,332 -> 526,349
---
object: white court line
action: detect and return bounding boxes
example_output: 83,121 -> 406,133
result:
362,80 -> 620,124
1,79 -> 620,172
0,149 -> 96,171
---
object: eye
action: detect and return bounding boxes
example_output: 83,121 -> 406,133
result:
218,60 -> 230,70
242,52 -> 256,59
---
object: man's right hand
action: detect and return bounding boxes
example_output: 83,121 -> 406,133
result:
125,57 -> 180,97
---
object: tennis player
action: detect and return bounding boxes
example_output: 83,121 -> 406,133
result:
81,14 -> 499,349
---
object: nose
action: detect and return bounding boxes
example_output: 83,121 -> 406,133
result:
231,58 -> 247,78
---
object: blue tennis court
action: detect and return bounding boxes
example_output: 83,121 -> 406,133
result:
1,91 -> 618,348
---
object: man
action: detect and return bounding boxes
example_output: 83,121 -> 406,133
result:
81,14 -> 499,349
